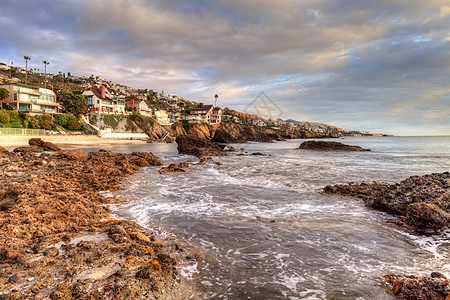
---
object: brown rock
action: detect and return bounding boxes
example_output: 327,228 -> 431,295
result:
0,145 -> 7,155
129,232 -> 150,243
29,138 -> 61,151
298,140 -> 371,151
54,149 -> 89,161
158,163 -> 187,174
13,145 -> 43,153
176,135 -> 234,157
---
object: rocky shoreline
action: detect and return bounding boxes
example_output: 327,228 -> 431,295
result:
0,140 -> 192,299
323,172 -> 449,234
324,173 -> 450,299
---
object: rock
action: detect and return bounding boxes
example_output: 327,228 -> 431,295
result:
324,172 -> 450,234
158,163 -> 187,174
53,149 -> 89,161
176,135 -> 234,157
430,272 -> 447,279
211,129 -> 239,143
384,273 -> 450,300
8,274 -> 19,283
13,145 -> 43,153
298,140 -> 371,151
0,186 -> 19,211
0,146 -> 7,155
129,232 -> 150,243
251,152 -> 267,156
29,138 -> 61,151
405,203 -> 449,234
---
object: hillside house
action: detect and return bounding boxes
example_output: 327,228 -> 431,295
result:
0,83 -> 62,115
83,85 -> 126,114
190,105 -> 222,124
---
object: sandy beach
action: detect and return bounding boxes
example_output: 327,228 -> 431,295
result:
0,134 -> 149,150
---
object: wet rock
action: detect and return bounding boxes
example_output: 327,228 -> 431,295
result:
28,138 -> 61,152
384,273 -> 450,300
158,163 -> 187,174
324,172 -> 450,234
251,152 -> 267,156
176,135 -> 234,157
13,145 -> 43,153
405,202 -> 449,234
298,140 -> 371,151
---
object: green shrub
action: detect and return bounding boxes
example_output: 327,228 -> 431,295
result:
36,114 -> 53,129
89,115 -> 97,126
55,114 -> 76,127
8,122 -> 23,128
80,123 -> 89,131
67,120 -> 81,130
39,120 -> 52,130
102,115 -> 119,129
27,116 -> 39,129
0,110 -> 10,124
6,110 -> 21,123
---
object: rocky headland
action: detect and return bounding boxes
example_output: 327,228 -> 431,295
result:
0,140 -> 190,299
141,122 -> 339,144
176,135 -> 234,158
298,140 -> 371,151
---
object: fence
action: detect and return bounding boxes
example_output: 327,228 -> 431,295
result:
0,128 -> 45,135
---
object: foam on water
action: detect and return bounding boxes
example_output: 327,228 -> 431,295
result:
108,136 -> 450,299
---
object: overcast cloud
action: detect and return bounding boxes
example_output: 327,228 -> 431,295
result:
0,0 -> 449,135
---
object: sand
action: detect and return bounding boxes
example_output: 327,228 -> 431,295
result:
0,134 -> 149,150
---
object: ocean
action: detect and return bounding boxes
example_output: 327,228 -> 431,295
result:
86,136 -> 450,299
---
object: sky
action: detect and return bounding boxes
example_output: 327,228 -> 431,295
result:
0,0 -> 449,135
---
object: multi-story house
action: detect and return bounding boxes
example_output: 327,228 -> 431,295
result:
190,105 -> 222,124
83,85 -> 126,114
126,99 -> 152,117
152,110 -> 171,125
0,83 -> 62,115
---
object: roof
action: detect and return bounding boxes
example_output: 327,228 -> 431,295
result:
191,105 -> 213,112
90,86 -> 113,101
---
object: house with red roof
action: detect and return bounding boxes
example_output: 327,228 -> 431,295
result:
82,85 -> 126,114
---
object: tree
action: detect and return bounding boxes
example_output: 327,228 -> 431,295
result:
57,89 -> 88,116
0,88 -> 9,110
24,56 -> 31,84
43,61 -> 50,89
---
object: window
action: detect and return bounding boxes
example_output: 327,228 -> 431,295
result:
14,93 -> 17,101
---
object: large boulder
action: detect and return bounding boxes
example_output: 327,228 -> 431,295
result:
29,138 -> 61,151
298,140 -> 370,151
211,129 -> 239,143
176,135 -> 233,157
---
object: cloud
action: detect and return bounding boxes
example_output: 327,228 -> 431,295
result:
0,0 -> 449,134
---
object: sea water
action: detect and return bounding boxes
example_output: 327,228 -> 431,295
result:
86,136 -> 450,299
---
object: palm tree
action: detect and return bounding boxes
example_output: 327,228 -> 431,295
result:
214,94 -> 219,107
43,61 -> 50,89
24,56 -> 31,84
